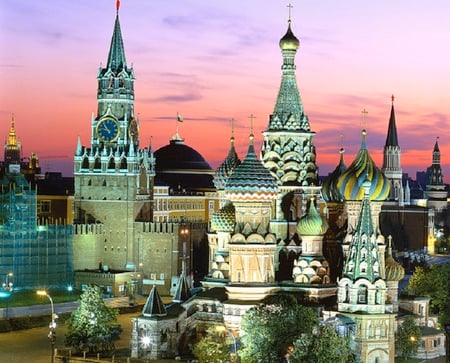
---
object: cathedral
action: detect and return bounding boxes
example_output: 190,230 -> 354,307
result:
60,2 -> 447,362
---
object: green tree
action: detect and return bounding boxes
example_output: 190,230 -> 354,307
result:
192,326 -> 230,363
290,324 -> 355,363
64,285 -> 121,354
396,316 -> 421,360
406,262 -> 450,326
238,294 -> 318,363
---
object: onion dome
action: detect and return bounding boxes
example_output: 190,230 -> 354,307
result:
225,134 -> 278,202
322,147 -> 346,202
337,130 -> 390,201
214,135 -> 241,190
279,21 -> 300,51
385,236 -> 405,282
211,201 -> 236,232
297,199 -> 328,236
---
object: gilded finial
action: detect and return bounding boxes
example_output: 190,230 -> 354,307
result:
230,118 -> 235,145
361,108 -> 368,130
248,114 -> 256,143
287,3 -> 293,23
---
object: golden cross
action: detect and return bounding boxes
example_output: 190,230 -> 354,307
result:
248,114 -> 256,134
361,108 -> 368,129
287,3 -> 293,22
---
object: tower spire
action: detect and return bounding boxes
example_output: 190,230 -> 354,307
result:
382,95 -> 402,202
107,4 -> 127,72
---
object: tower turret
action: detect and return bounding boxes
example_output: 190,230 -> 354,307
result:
425,137 -> 447,211
382,95 -> 403,203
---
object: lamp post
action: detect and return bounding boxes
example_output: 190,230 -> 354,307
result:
37,290 -> 58,363
2,272 -> 13,319
216,325 -> 237,363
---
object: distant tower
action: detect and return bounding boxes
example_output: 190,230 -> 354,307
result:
382,95 -> 403,204
4,115 -> 21,169
261,10 -> 320,240
337,180 -> 395,363
425,137 -> 447,212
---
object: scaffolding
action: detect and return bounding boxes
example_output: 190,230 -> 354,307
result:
0,171 -> 73,289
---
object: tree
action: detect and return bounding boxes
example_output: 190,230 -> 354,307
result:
290,324 -> 355,363
406,262 -> 450,326
396,316 -> 421,360
238,294 -> 318,363
64,285 -> 121,354
192,326 -> 230,363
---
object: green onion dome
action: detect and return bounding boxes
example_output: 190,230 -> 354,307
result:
322,147 -> 346,202
385,236 -> 405,282
297,199 -> 328,236
225,134 -> 278,202
213,136 -> 241,190
211,201 -> 236,232
337,130 -> 390,201
279,21 -> 300,51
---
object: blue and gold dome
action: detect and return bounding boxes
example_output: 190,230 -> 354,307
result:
225,134 -> 278,202
297,199 -> 328,236
322,147 -> 346,202
211,201 -> 236,232
337,130 -> 390,201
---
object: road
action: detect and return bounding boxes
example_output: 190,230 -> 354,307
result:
0,311 -> 181,363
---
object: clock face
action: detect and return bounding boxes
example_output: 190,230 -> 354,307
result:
97,118 -> 119,142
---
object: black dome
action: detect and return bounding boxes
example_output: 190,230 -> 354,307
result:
155,138 -> 212,171
154,137 -> 214,192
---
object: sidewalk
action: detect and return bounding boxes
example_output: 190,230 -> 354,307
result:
1,295 -> 149,319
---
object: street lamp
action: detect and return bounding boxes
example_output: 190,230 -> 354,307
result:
216,325 -> 237,362
37,290 -> 58,363
2,272 -> 13,319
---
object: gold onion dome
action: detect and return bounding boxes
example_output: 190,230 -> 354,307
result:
385,236 -> 405,282
211,201 -> 236,233
337,130 -> 390,201
279,20 -> 300,51
225,135 -> 278,202
213,136 -> 241,190
322,147 -> 346,202
297,199 -> 328,236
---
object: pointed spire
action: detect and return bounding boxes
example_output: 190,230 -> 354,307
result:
385,95 -> 399,147
7,114 -> 17,147
142,285 -> 167,317
172,271 -> 191,303
269,8 -> 309,132
342,179 -> 382,283
76,135 -> 82,156
106,4 -> 127,72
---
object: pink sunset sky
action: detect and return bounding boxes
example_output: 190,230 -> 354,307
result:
1,0 -> 450,183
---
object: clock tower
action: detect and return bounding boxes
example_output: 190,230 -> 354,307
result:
73,2 -> 155,271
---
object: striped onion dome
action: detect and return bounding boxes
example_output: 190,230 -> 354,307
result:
211,201 -> 236,232
385,236 -> 405,282
337,130 -> 390,201
225,134 -> 278,202
297,199 -> 328,236
213,136 -> 241,190
322,147 -> 346,202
